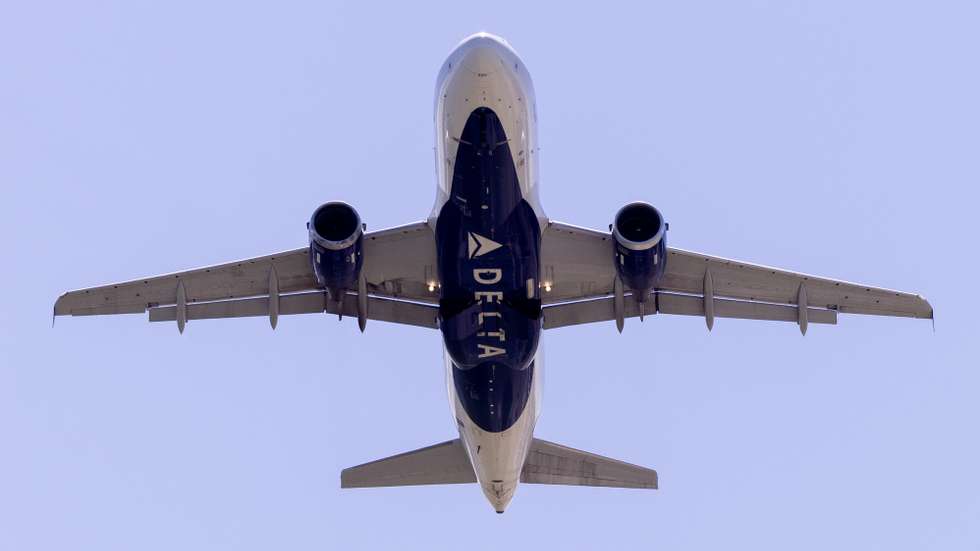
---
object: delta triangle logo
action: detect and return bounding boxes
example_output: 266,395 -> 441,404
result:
468,232 -> 504,259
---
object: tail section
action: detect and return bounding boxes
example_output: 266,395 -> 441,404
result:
340,437 -> 657,491
521,438 -> 658,489
341,439 -> 475,488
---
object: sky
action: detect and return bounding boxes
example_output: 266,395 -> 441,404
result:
2,1 -> 978,549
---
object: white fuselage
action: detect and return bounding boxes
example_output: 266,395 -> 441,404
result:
431,33 -> 545,513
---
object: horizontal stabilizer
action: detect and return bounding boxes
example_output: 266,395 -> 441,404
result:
521,438 -> 658,489
341,439 -> 476,488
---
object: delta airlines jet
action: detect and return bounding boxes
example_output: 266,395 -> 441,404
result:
55,33 -> 932,513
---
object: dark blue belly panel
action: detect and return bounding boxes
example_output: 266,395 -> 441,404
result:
436,106 -> 541,433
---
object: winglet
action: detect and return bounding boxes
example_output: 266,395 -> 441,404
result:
52,292 -> 68,322
929,300 -> 935,333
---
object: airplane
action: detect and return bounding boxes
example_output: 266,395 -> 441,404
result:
54,32 -> 933,514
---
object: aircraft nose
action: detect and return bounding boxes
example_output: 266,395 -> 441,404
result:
460,45 -> 504,75
456,33 -> 511,75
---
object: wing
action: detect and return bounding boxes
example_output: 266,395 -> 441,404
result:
540,221 -> 932,330
540,222 -> 617,304
54,221 -> 439,330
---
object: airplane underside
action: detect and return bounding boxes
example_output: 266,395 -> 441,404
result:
54,32 -> 932,514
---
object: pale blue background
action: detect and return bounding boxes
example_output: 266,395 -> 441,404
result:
2,1 -> 977,549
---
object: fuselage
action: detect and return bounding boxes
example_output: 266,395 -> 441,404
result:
430,33 -> 545,513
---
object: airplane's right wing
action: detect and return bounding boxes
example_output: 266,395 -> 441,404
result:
54,221 -> 440,331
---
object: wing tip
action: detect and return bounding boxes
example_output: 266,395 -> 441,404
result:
647,471 -> 660,490
917,295 -> 934,320
339,469 -> 355,489
53,292 -> 69,318
922,297 -> 935,331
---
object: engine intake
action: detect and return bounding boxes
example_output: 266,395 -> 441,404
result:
308,201 -> 364,294
612,202 -> 667,300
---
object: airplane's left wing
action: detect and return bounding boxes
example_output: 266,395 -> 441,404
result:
539,222 -> 617,304
54,221 -> 439,330
540,220 -> 932,331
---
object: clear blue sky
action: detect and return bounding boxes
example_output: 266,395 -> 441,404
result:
2,1 -> 977,549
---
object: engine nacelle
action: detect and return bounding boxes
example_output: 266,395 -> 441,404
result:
612,202 -> 667,301
308,201 -> 364,294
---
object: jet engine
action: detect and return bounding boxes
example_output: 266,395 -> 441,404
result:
308,201 -> 364,295
612,202 -> 667,301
